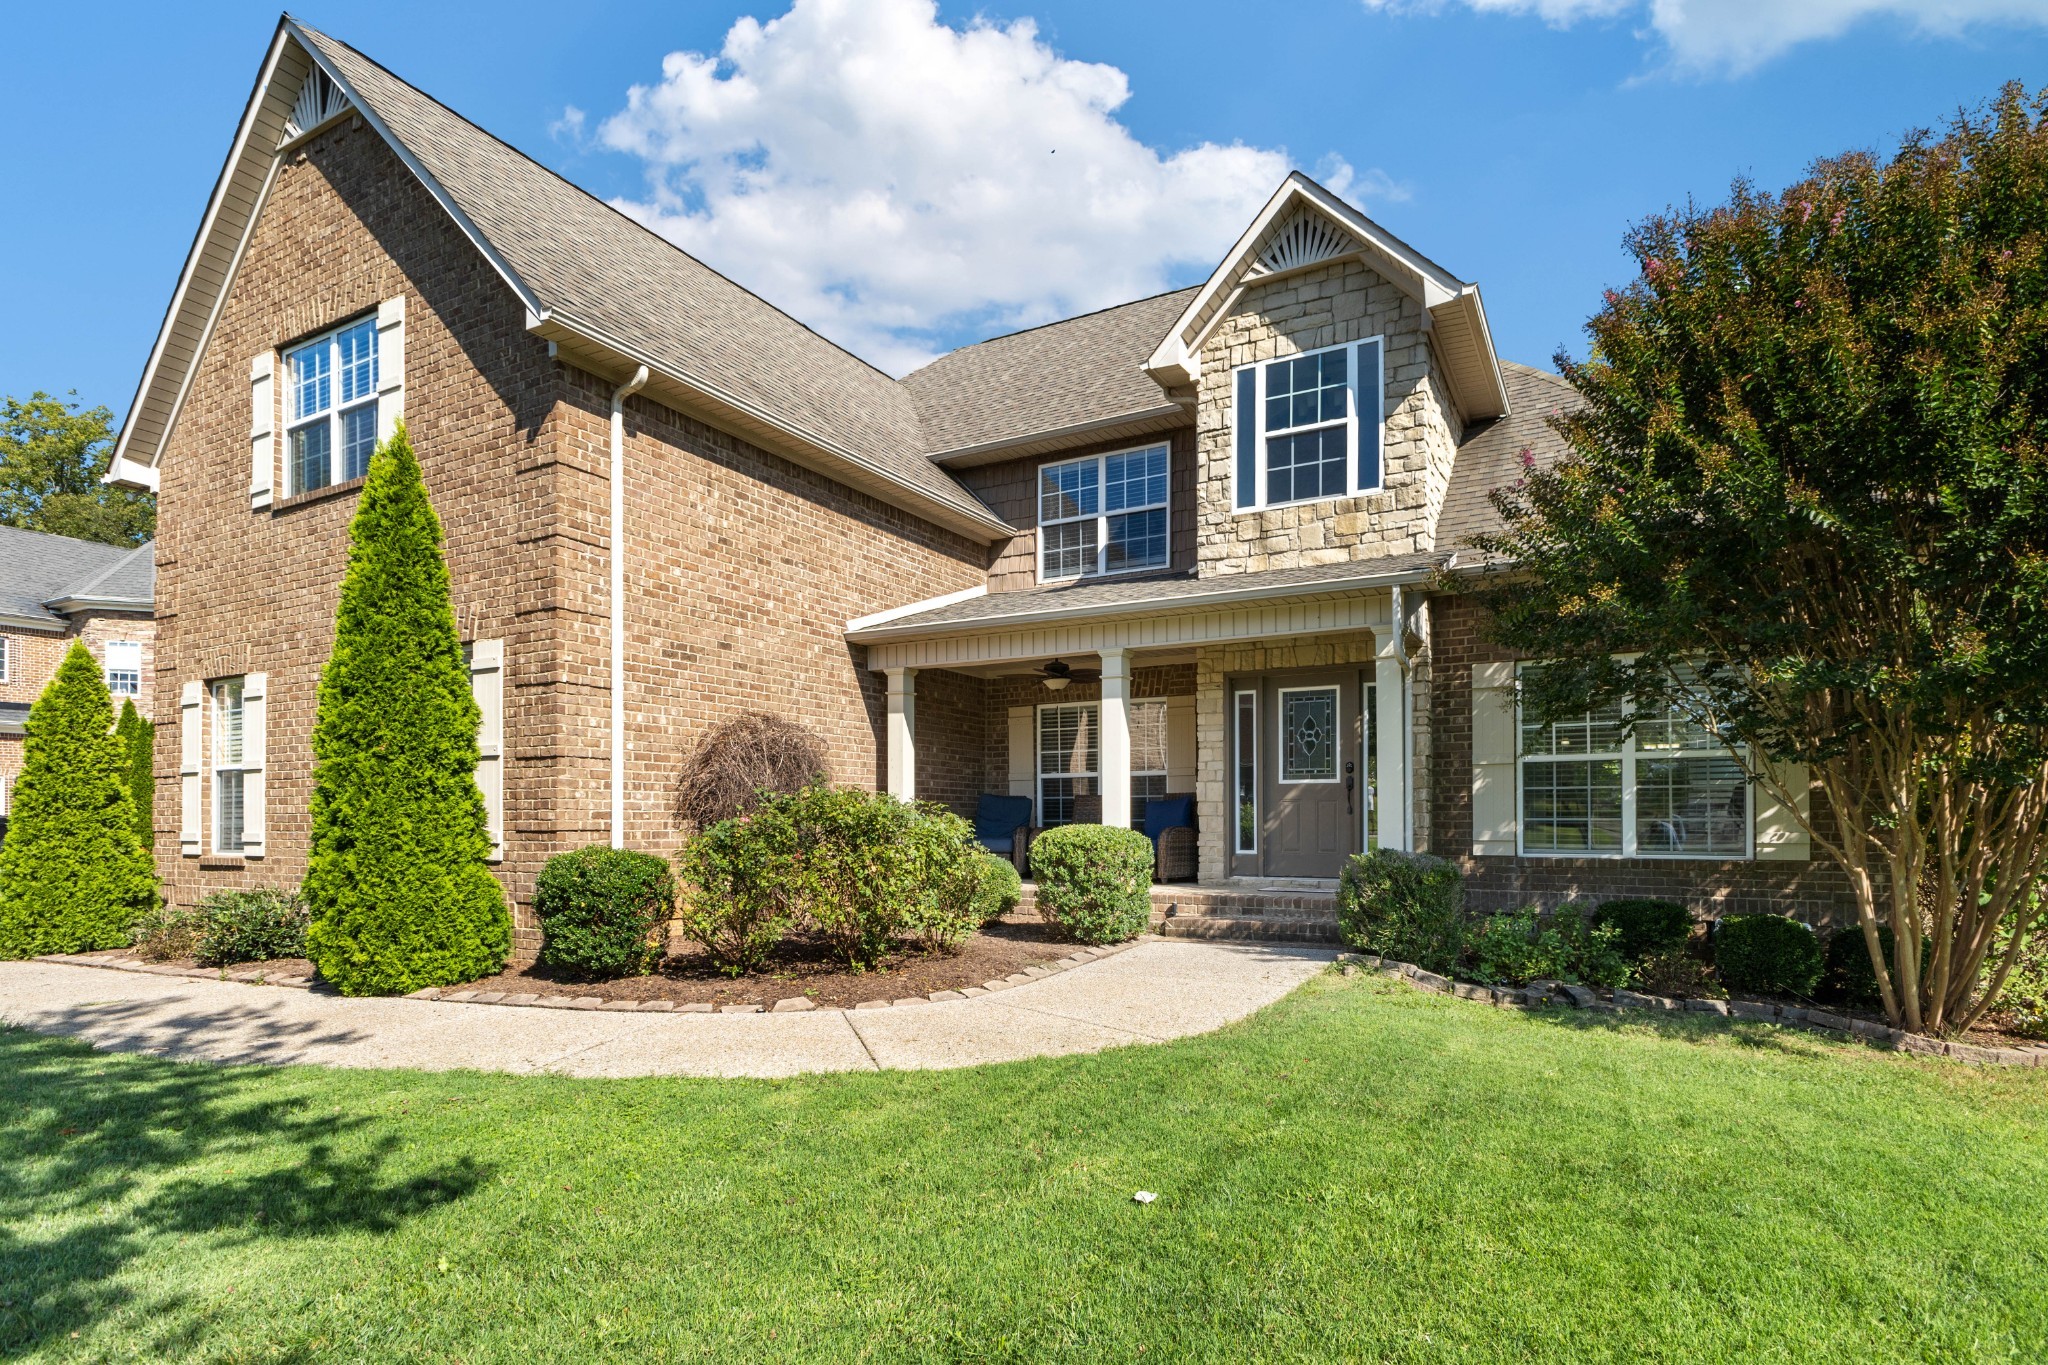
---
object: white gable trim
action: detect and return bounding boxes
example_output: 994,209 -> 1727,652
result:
1145,173 -> 1510,421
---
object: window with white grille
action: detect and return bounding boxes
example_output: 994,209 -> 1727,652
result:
286,317 -> 379,494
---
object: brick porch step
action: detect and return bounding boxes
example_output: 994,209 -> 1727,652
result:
1016,882 -> 1344,945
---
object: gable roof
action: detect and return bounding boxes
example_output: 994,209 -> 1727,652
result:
902,288 -> 1198,467
1145,173 -> 1510,423
110,17 -> 1013,542
1436,362 -> 1578,553
0,527 -> 154,629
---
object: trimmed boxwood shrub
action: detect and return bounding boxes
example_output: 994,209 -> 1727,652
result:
1030,824 -> 1153,944
1714,914 -> 1823,997
1336,849 -> 1464,974
899,806 -> 989,954
1820,923 -> 1935,1008
193,888 -> 310,966
1467,906 -> 1629,987
536,846 -> 674,979
1592,898 -> 1694,962
675,806 -> 802,973
970,852 -> 1023,925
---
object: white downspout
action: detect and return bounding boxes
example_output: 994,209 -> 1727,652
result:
1392,582 -> 1416,851
610,364 -> 649,850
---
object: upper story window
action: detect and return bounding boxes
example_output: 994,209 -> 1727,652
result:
104,641 -> 141,697
0,635 -> 10,685
1038,444 -> 1169,582
1232,338 -> 1384,511
287,317 -> 379,495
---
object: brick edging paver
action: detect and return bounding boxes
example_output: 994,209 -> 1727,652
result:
1344,952 -> 2048,1068
31,937 -> 1149,1018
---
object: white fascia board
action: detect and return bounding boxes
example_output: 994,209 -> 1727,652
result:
45,595 -> 152,616
103,456 -> 160,493
0,613 -> 64,634
847,584 -> 988,633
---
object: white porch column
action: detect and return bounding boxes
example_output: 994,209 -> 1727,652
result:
1098,648 -> 1131,828
885,667 -> 917,800
1375,633 -> 1412,852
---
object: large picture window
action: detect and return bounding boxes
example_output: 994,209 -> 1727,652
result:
1231,338 -> 1383,511
1517,666 -> 1750,859
1038,444 -> 1169,581
286,317 -> 379,495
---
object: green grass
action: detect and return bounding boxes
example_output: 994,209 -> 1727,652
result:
5,971 -> 2047,1363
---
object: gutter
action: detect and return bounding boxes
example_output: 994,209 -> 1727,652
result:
610,363 -> 649,850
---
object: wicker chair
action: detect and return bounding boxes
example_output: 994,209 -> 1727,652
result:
1145,795 -> 1198,883
973,793 -> 1036,874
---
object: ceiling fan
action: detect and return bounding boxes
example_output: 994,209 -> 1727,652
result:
1037,658 -> 1100,691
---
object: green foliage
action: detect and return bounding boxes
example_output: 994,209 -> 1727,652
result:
1592,899 -> 1693,962
969,851 -> 1023,926
191,888 -> 309,966
782,787 -> 927,966
302,423 -> 510,995
114,700 -> 153,854
1473,85 -> 2048,1032
1994,922 -> 2048,1039
898,808 -> 988,954
0,391 -> 154,545
1822,924 -> 1910,1008
129,901 -> 200,963
535,847 -> 674,980
1336,849 -> 1465,973
0,641 -> 155,956
1467,907 -> 1631,988
1029,824 -> 1153,945
1714,915 -> 1823,997
1633,951 -> 1726,1000
675,806 -> 802,974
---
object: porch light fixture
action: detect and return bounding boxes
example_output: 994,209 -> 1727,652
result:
1043,674 -> 1070,692
1037,658 -> 1096,692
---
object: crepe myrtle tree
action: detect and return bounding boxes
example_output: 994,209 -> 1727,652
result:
1473,83 -> 2048,1035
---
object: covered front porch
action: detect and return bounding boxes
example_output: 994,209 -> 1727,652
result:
845,561 -> 1434,883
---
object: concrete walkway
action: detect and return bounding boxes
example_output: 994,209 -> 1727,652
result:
0,939 -> 1334,1079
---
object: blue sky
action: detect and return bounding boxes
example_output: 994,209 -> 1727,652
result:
4,0 -> 2046,420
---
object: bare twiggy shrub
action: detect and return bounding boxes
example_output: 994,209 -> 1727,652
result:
673,712 -> 830,832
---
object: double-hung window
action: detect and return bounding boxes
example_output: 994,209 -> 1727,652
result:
1232,338 -> 1384,510
1517,665 -> 1750,858
104,641 -> 141,698
211,677 -> 246,853
1038,444 -> 1169,581
1037,702 -> 1099,825
1129,700 -> 1169,825
286,317 -> 379,494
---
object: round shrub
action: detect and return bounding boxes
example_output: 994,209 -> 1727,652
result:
1820,923 -> 1933,1008
675,806 -> 801,973
1030,824 -> 1153,944
898,805 -> 989,954
1713,914 -> 1823,997
1336,849 -> 1465,973
194,888 -> 310,966
1633,950 -> 1725,1000
1592,898 -> 1694,962
970,852 -> 1023,925
536,846 -> 675,980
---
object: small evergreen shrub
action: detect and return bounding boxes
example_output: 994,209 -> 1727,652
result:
1336,849 -> 1465,973
131,902 -> 202,963
115,699 -> 154,853
0,640 -> 156,957
969,851 -> 1023,925
1822,924 -> 1905,1008
897,805 -> 986,954
193,888 -> 310,965
1592,898 -> 1694,962
1633,951 -> 1725,1000
1713,914 -> 1823,997
536,846 -> 674,979
303,425 -> 511,995
783,787 -> 924,966
1030,824 -> 1153,944
1466,906 -> 1630,987
675,806 -> 801,973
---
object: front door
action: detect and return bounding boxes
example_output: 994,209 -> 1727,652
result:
1259,672 -> 1364,877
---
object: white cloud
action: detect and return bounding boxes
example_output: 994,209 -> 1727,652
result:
594,0 -> 1388,374
1363,0 -> 2048,75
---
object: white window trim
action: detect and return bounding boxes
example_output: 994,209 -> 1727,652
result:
1275,684 -> 1344,785
285,315 -> 380,496
104,640 -> 142,699
210,677 -> 248,854
0,635 -> 10,685
1036,442 -> 1171,584
1233,688 -> 1258,855
1513,664 -> 1755,861
1230,336 -> 1384,513
1036,700 -> 1100,825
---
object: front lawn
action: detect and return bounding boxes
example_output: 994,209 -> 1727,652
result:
6,972 -> 2046,1361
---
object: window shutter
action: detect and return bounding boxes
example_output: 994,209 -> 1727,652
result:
240,672 -> 267,858
1470,661 -> 1518,856
179,681 -> 203,856
1007,705 -> 1035,801
250,352 -> 275,510
1165,696 -> 1197,794
1355,338 -> 1383,491
470,639 -> 504,862
1234,366 -> 1257,509
1754,758 -> 1811,861
376,296 -> 405,445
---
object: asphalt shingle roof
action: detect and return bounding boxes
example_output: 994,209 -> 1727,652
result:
902,288 -> 1199,457
1436,361 -> 1578,552
0,527 -> 154,625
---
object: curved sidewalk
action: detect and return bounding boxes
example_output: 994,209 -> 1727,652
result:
0,939 -> 1334,1079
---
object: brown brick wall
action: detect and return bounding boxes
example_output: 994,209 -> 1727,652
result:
1428,592 -> 1857,925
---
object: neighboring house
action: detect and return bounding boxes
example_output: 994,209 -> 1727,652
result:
0,526 -> 156,828
107,16 -> 1851,944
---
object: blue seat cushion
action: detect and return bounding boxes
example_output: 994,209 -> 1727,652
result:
974,793 -> 1033,849
1142,795 -> 1196,847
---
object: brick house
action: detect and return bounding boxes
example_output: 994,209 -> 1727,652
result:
107,17 -> 1851,945
0,526 -> 156,827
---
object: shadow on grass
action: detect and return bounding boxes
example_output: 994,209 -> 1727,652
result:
0,1026 -> 492,1356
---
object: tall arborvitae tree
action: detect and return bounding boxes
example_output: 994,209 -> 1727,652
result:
1477,84 -> 2048,1034
0,642 -> 156,955
303,422 -> 510,994
114,698 -> 154,854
